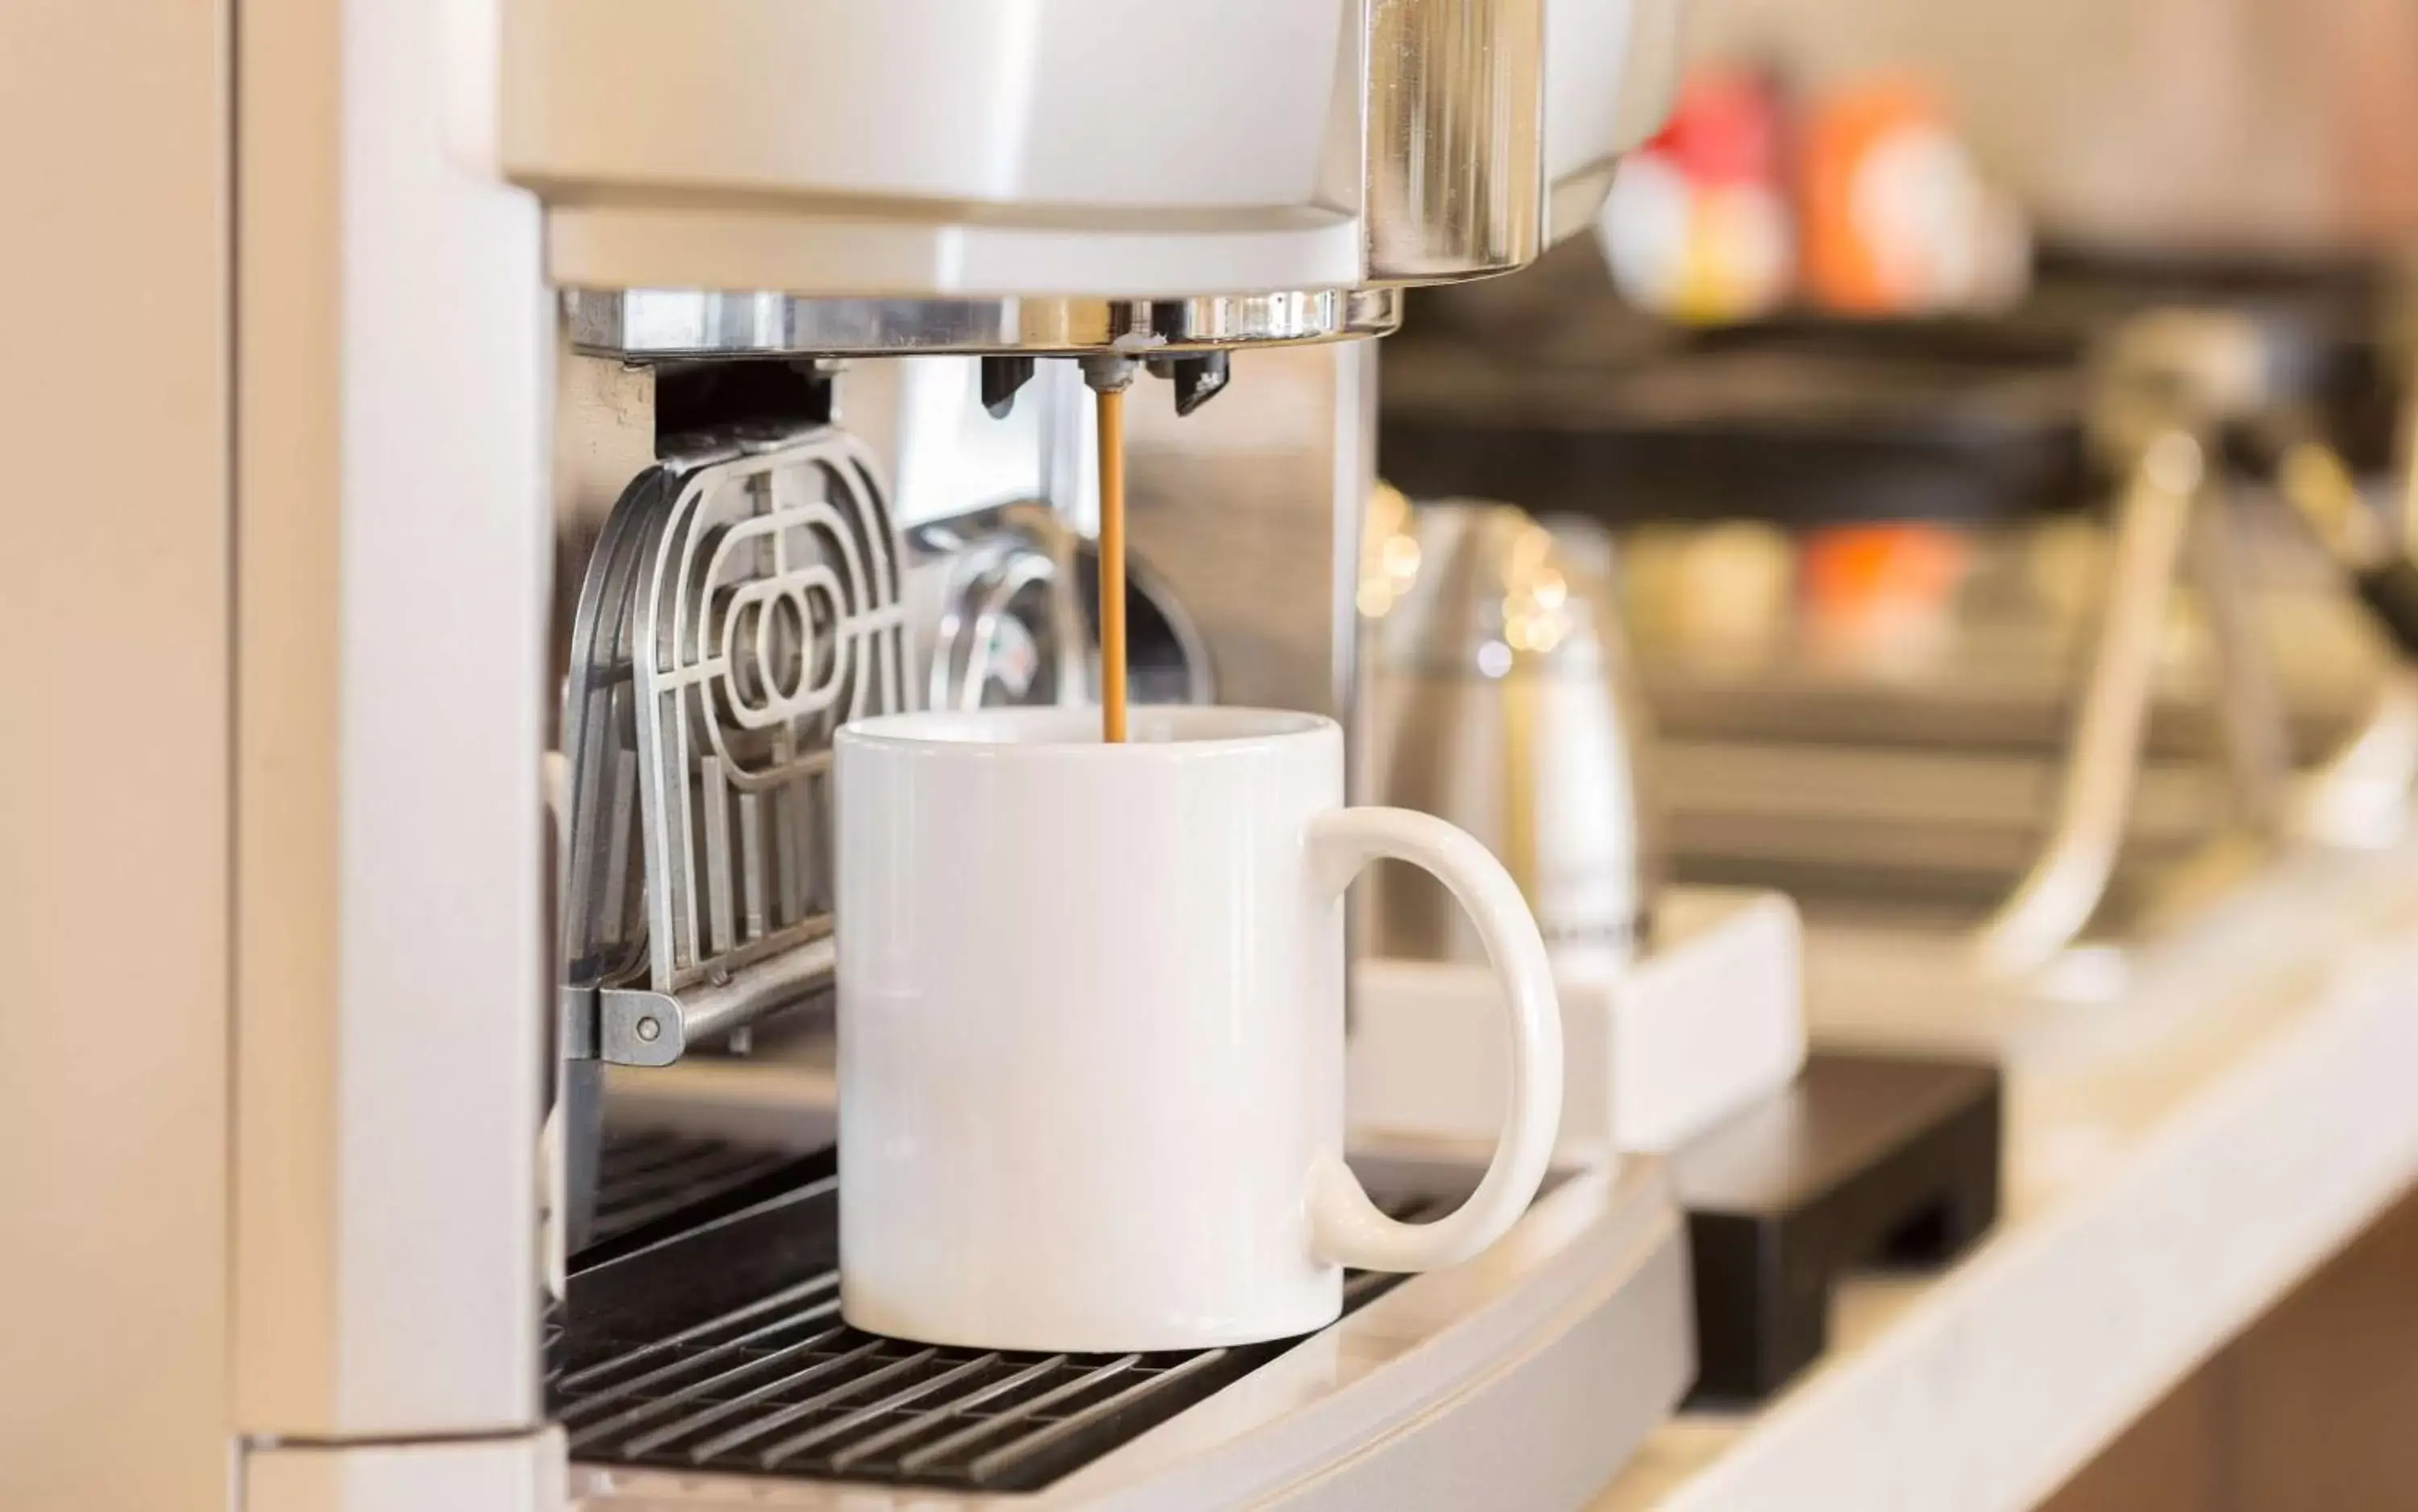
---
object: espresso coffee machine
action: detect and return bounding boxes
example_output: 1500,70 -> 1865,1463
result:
1,2 -> 1705,1510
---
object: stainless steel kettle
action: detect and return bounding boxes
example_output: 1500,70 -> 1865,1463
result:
1362,491 -> 1661,970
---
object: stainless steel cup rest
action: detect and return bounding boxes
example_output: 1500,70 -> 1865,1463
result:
557,429 -> 910,1073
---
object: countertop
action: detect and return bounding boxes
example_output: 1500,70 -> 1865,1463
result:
1595,839 -> 2418,1512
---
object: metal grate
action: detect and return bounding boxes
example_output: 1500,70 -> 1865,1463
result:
588,1132 -> 811,1248
553,1164 -> 1450,1493
557,432 -> 910,1066
629,436 -> 908,995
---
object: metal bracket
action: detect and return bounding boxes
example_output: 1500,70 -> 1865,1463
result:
567,937 -> 836,1069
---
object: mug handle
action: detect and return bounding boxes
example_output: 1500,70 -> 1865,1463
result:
1303,806 -> 1564,1272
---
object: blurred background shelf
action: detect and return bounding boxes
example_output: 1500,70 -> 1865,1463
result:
1594,839 -> 2418,1511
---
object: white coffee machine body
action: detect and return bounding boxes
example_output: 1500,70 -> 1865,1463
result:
501,0 -> 1675,305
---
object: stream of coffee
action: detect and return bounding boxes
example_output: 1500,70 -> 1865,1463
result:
1096,383 -> 1128,742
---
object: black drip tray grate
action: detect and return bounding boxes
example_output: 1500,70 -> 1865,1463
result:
553,1155 -> 1454,1493
588,1131 -> 809,1248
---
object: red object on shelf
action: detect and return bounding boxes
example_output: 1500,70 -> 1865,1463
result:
1655,70 -> 1784,189
1602,70 -> 1793,324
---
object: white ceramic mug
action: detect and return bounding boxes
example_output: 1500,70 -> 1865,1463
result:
833,704 -> 1563,1352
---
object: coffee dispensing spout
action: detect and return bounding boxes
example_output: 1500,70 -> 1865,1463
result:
979,351 -> 1227,421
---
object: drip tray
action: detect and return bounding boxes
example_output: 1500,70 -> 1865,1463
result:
588,1130 -> 812,1250
555,1161 -> 1435,1491
559,1144 -> 1694,1508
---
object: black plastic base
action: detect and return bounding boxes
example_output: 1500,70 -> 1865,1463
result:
1673,1051 -> 2003,1404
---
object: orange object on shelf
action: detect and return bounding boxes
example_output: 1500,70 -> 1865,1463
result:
1799,80 -> 1983,317
1804,523 -> 1966,613
1801,522 -> 1969,673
